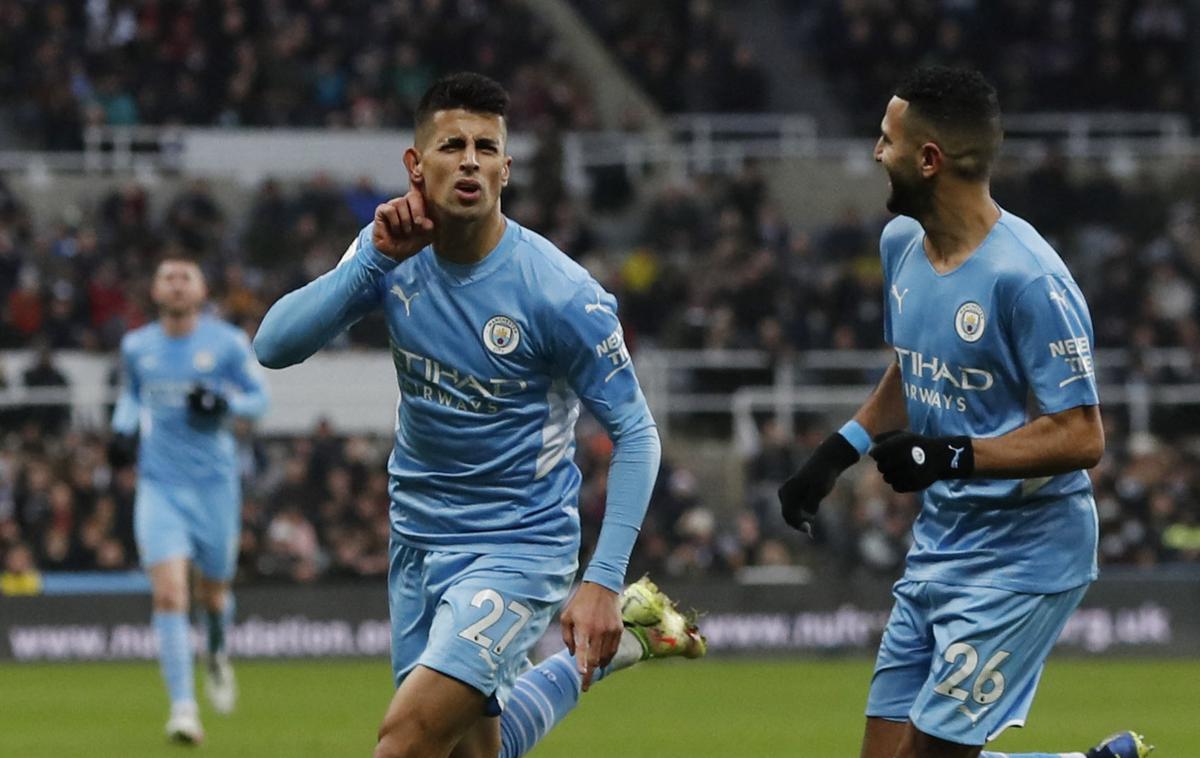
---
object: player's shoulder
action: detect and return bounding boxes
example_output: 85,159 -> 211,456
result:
200,314 -> 253,349
510,220 -> 602,309
880,214 -> 923,246
120,322 -> 161,354
989,210 -> 1074,285
879,215 -> 923,268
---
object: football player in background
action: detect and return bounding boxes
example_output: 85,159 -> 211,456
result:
111,255 -> 269,743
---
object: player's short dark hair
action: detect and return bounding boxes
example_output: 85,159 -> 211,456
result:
415,72 -> 510,132
894,66 -> 1002,181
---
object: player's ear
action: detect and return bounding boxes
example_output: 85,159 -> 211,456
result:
501,155 -> 512,188
403,147 -> 423,187
919,142 -> 942,178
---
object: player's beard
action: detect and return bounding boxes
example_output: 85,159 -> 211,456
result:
885,165 -> 933,218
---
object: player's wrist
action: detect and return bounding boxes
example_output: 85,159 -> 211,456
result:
579,570 -> 623,595
816,427 -> 862,472
836,419 -> 872,457
933,435 -> 974,479
358,225 -> 403,272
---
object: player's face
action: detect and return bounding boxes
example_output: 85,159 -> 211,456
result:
407,109 -> 511,224
874,97 -> 930,216
151,260 -> 207,317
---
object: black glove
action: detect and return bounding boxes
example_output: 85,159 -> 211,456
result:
869,431 -> 974,493
778,432 -> 861,534
187,384 -> 229,419
108,433 -> 139,469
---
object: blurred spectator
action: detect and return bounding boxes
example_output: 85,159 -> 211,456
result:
0,542 -> 41,595
22,345 -> 71,434
2,0 -> 595,148
570,0 -> 767,113
809,0 -> 1196,132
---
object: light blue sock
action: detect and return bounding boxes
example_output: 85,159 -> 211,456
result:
500,650 -> 581,758
207,592 -> 235,656
153,611 -> 195,706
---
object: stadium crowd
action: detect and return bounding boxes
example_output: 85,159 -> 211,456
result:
5,0 -> 1195,150
4,149 -> 1199,364
567,0 -> 769,114
809,0 -> 1195,131
0,0 -> 594,150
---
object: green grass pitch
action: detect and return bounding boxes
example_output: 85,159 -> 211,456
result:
0,658 -> 1196,756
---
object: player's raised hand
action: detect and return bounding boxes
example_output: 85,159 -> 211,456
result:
559,581 -> 623,692
372,190 -> 435,261
778,431 -> 862,534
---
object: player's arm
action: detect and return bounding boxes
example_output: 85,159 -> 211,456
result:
553,285 -> 661,690
109,337 -> 141,467
254,194 -> 433,368
777,360 -> 907,532
224,331 -> 270,420
870,275 -> 1103,492
972,404 -> 1103,476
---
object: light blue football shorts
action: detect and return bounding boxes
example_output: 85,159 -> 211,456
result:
388,542 -> 576,716
866,578 -> 1089,746
134,476 -> 241,581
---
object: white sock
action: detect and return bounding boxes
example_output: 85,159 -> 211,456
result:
600,628 -> 645,678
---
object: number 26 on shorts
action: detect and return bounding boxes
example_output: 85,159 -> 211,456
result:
458,589 -> 533,655
932,641 -> 1010,706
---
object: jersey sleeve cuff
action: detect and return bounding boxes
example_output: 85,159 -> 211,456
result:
356,225 -> 402,275
580,565 -> 625,594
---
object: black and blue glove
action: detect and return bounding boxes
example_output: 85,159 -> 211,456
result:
869,431 -> 974,493
778,432 -> 861,535
187,384 -> 229,419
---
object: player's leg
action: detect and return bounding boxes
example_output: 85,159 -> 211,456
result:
196,575 -> 236,714
497,576 -> 706,758
190,478 -> 241,715
135,480 -> 202,743
861,717 -> 910,758
375,665 -> 496,758
861,579 -> 935,758
377,549 -> 573,758
901,582 -> 1090,757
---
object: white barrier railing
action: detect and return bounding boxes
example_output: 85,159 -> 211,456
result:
0,113 -> 1179,182
3,348 -> 1197,439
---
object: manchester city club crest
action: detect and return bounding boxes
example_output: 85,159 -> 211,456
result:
192,350 -> 216,371
483,315 -> 520,355
954,302 -> 986,342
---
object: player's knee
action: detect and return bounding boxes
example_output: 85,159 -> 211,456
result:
151,584 -> 188,612
372,732 -> 408,758
374,709 -> 446,758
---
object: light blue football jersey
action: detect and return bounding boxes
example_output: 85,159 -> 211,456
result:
254,219 -> 659,591
880,210 -> 1100,593
112,315 -> 269,485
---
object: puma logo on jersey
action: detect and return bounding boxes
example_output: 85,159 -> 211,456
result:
390,285 -> 420,316
891,285 -> 910,314
948,445 -> 965,469
584,289 -> 617,319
